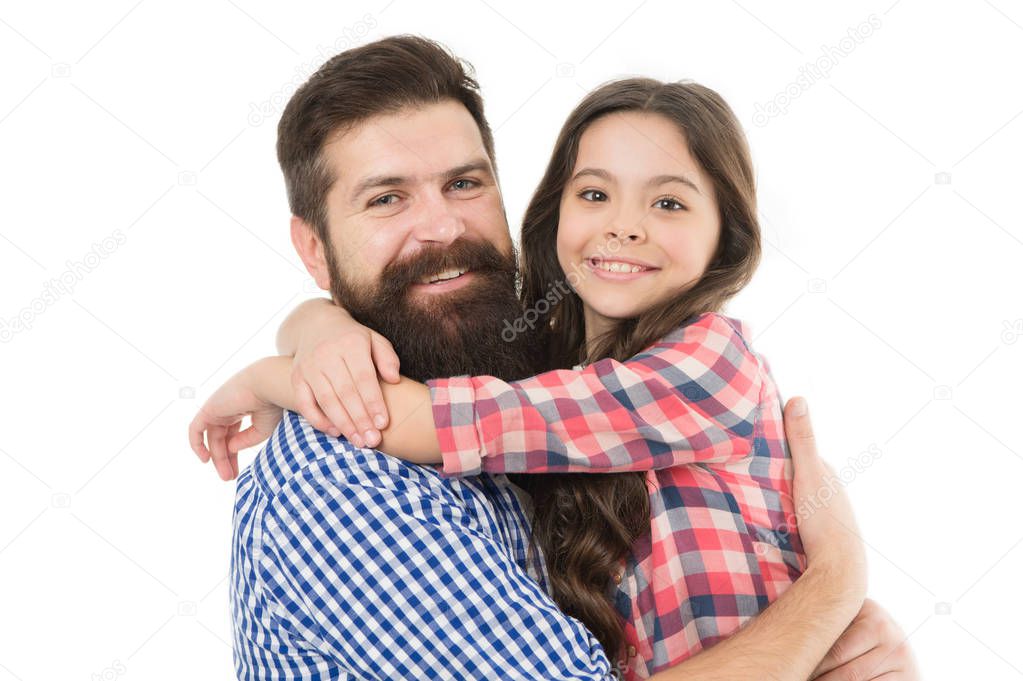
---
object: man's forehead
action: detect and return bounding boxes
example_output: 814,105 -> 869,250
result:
325,101 -> 490,187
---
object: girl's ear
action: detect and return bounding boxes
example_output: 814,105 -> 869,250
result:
290,216 -> 331,291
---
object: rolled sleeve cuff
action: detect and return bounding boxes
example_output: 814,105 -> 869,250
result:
426,376 -> 486,477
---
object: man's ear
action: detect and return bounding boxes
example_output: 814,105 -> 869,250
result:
290,216 -> 331,291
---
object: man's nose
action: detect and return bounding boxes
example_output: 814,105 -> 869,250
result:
410,191 -> 465,245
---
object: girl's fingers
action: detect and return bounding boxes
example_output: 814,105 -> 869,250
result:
351,345 -> 390,432
229,424 -> 270,453
293,379 -> 343,437
370,331 -> 401,384
367,333 -> 399,431
319,363 -> 376,448
225,422 -> 241,479
189,414 -> 212,463
208,425 -> 234,481
299,375 -> 357,445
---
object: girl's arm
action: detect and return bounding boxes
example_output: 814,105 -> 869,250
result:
428,312 -> 764,477
245,356 -> 442,463
276,298 -> 337,355
252,311 -> 765,477
249,312 -> 765,479
275,297 -> 401,449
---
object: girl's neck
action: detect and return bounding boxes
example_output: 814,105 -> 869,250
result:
581,305 -> 616,363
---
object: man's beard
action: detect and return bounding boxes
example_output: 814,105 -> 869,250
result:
325,237 -> 542,383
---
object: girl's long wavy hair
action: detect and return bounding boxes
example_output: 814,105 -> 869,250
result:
509,78 -> 762,663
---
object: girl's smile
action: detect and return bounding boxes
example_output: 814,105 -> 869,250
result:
556,111 -> 721,344
585,256 -> 661,281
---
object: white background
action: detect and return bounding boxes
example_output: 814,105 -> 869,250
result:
1,1 -> 1021,679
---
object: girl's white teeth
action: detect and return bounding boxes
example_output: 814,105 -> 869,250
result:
420,268 -> 467,284
594,260 -> 646,273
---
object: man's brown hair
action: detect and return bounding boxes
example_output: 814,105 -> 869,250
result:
276,35 -> 497,243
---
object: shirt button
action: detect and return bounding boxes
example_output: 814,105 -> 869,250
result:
626,645 -> 637,658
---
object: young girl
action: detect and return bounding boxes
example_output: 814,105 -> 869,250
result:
200,78 -> 805,679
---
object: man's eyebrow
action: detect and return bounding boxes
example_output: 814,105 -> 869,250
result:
349,158 -> 494,204
445,159 -> 494,181
350,174 -> 409,203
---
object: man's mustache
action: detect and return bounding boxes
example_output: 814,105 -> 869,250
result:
379,239 -> 517,293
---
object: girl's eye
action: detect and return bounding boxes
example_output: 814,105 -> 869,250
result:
371,194 -> 399,207
579,189 -> 608,202
450,178 -> 479,191
655,197 -> 685,211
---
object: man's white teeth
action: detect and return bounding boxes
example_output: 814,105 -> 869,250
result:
595,260 -> 645,273
420,268 -> 467,284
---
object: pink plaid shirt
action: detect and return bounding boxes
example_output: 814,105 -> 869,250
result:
427,312 -> 806,679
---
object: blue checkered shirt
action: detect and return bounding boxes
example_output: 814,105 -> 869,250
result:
231,410 -> 618,680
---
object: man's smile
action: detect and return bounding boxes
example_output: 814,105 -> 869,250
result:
411,268 -> 476,293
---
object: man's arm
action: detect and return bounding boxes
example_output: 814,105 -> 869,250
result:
649,562 -> 862,680
650,397 -> 869,680
661,593 -> 921,681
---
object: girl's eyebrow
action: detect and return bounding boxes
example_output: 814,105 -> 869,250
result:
571,167 -> 702,195
647,174 -> 702,195
571,167 -> 613,183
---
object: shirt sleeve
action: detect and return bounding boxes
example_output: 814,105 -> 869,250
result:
427,312 -> 762,477
258,467 -> 618,680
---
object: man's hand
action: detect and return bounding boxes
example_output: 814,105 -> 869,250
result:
812,598 -> 920,680
649,397 -> 870,681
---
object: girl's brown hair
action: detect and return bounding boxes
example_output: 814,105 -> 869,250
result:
511,77 -> 762,663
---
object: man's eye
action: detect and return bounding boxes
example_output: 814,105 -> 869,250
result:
450,178 -> 479,191
371,194 -> 399,207
655,197 -> 685,211
579,190 -> 607,202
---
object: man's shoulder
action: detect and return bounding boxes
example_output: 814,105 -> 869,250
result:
243,411 -> 519,513
245,411 -> 425,499
233,411 -> 543,594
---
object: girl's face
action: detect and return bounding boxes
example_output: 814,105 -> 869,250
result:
556,111 -> 721,338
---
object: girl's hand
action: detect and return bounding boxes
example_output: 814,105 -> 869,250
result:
188,364 -> 283,481
785,397 -> 868,601
286,302 -> 400,449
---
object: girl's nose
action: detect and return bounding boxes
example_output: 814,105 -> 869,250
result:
604,220 -> 646,244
